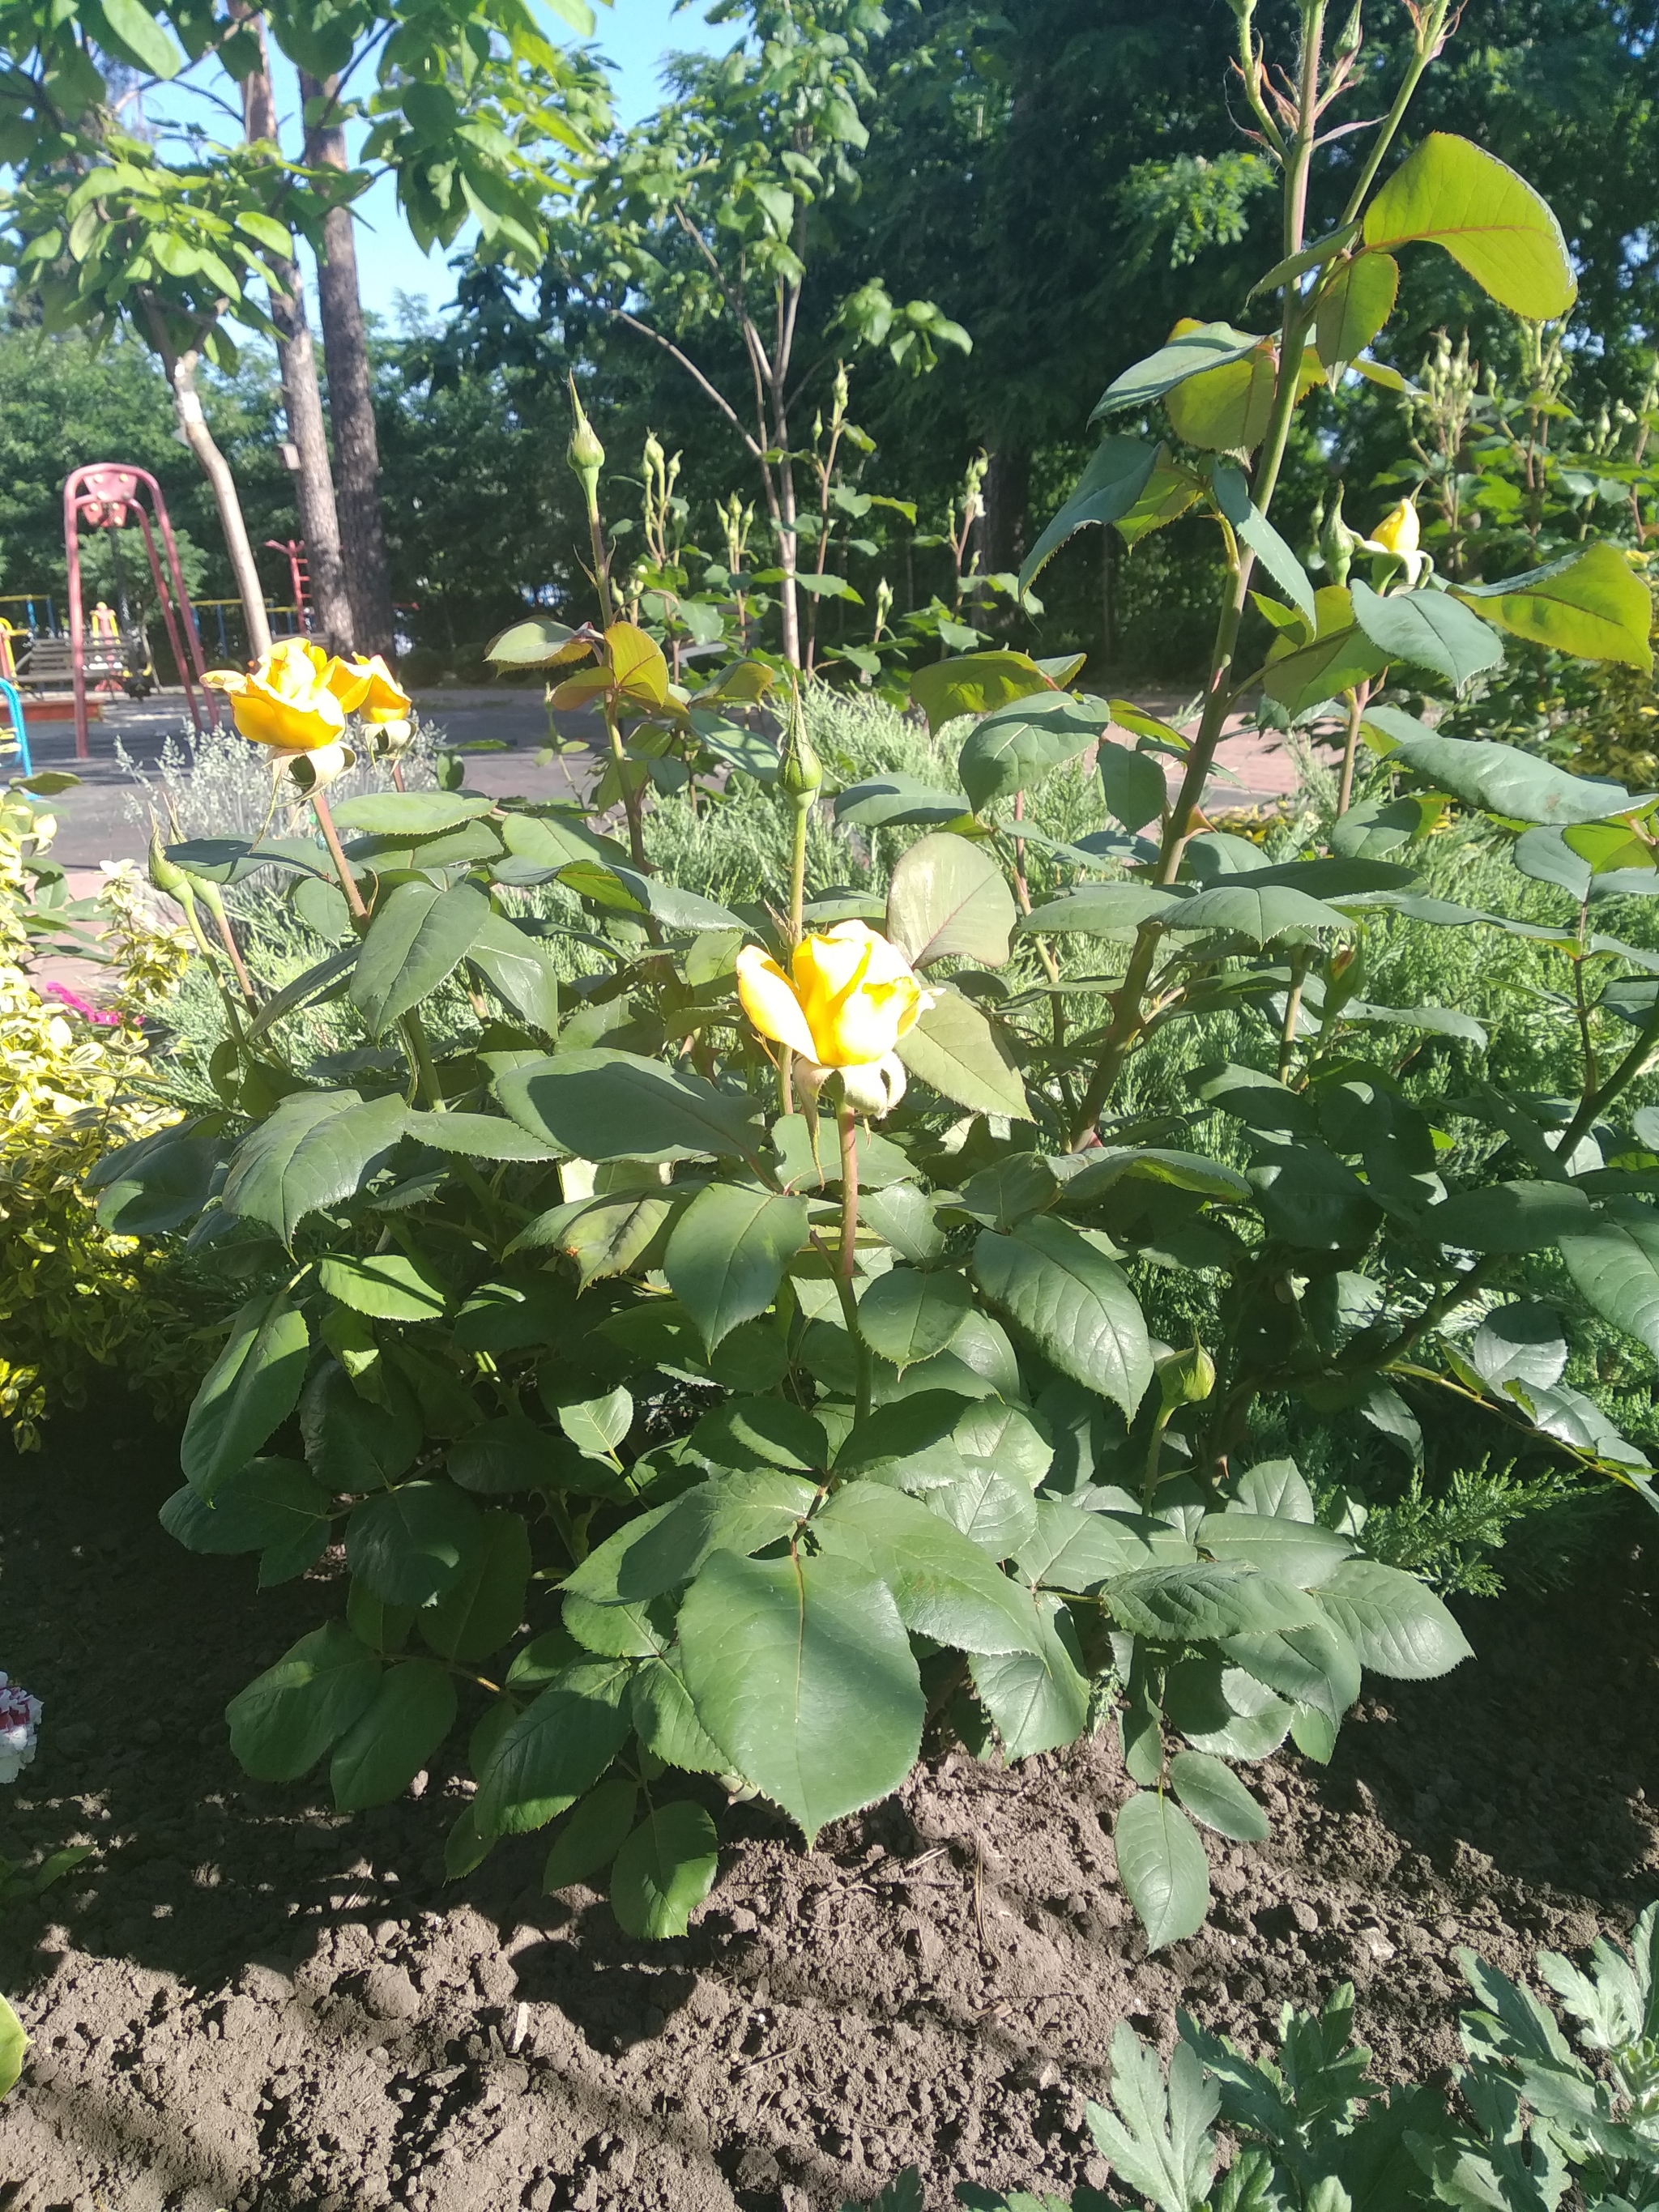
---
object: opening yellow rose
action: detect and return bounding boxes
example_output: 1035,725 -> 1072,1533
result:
203,637 -> 347,752
1369,498 -> 1419,558
736,922 -> 929,1068
325,652 -> 411,726
1361,497 -> 1427,585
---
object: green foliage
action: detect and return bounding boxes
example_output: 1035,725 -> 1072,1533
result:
0,778 -> 203,1447
112,4 -> 1659,1962
847,1902 -> 1659,2212
0,1992 -> 24,2100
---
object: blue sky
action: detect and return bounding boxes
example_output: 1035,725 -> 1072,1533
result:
337,0 -> 732,321
145,0 -> 729,325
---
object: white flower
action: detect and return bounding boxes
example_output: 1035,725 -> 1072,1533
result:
0,1673 -> 41,1786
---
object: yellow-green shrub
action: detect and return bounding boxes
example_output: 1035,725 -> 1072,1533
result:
0,786 -> 189,1450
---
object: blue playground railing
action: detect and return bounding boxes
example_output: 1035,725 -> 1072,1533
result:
0,678 -> 33,777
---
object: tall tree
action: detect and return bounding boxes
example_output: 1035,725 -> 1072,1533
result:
545,0 -> 966,666
299,66 -> 394,654
0,0 -> 602,655
235,8 -> 353,650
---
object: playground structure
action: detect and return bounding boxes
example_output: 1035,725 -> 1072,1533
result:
0,676 -> 32,778
62,464 -> 216,760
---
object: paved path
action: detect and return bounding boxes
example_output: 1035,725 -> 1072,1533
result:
11,688 -> 582,871
13,683 -> 1301,872
11,681 -> 1304,1008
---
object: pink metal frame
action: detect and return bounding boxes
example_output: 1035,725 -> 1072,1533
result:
63,465 -> 217,761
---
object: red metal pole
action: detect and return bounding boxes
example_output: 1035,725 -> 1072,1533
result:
135,507 -> 203,735
62,474 -> 89,761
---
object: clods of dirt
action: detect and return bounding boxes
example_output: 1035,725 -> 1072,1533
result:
1,1415 -> 1655,2211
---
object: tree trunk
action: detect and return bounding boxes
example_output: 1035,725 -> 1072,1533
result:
982,445 -> 1031,579
300,69 -> 396,658
173,349 -> 273,661
236,11 -> 353,650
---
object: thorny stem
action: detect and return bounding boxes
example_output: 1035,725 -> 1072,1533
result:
583,490 -> 650,880
1337,2 -> 1454,230
1278,948 -> 1311,1083
402,1010 -> 445,1111
586,498 -> 616,631
1574,896 -> 1599,1100
603,700 -> 650,876
309,789 -> 368,920
780,797 -> 810,1114
1386,1254 -> 1499,1365
837,1103 -> 871,1425
1337,680 -> 1370,817
1068,0 -> 1341,1148
1558,995 -> 1659,1158
838,1104 -> 859,1284
207,897 -> 257,1006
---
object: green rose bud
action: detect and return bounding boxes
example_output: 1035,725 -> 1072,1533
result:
1156,1341 -> 1217,1413
1320,482 -> 1359,588
146,818 -> 190,901
779,697 -> 822,808
566,376 -> 605,515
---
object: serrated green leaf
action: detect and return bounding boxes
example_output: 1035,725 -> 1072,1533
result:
1168,1750 -> 1270,1842
345,1480 -> 482,1608
1019,437 -> 1161,595
1106,1562 -> 1320,1639
226,1622 -> 381,1782
221,1089 -> 407,1244
611,1801 -> 721,1937
885,831 -> 1017,965
181,1289 -> 310,1501
475,1659 -> 633,1835
1453,544 -> 1653,671
544,1778 -> 638,1890
1312,1558 -> 1473,1677
1363,132 -> 1576,318
857,1266 -> 974,1369
968,1592 -> 1090,1754
957,695 -> 1108,814
420,1510 -> 531,1662
1364,705 -> 1629,825
1350,579 -> 1504,688
973,1217 -> 1150,1417
630,1653 -> 730,1774
1557,1208 -> 1659,1357
897,988 -> 1031,1119
496,1048 -> 762,1163
664,1184 -> 808,1350
330,1659 -> 457,1811
677,1550 -> 923,1843
1113,1792 -> 1211,1950
351,879 -> 489,1037
814,1481 -> 1049,1655
909,650 -> 1056,732
318,1251 -> 447,1321
1092,323 -> 1266,420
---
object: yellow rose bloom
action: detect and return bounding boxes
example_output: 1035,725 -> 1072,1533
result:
1369,498 -> 1419,559
203,637 -> 347,752
736,922 -> 928,1068
326,653 -> 411,726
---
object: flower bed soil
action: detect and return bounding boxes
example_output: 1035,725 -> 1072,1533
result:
2,1413 -> 1656,2212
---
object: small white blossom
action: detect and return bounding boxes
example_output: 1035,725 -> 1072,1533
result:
0,1673 -> 41,1785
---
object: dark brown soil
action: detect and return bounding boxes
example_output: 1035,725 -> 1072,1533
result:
2,1414 -> 1656,2212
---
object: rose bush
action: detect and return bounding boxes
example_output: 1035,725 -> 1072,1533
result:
103,0 -> 1659,1946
